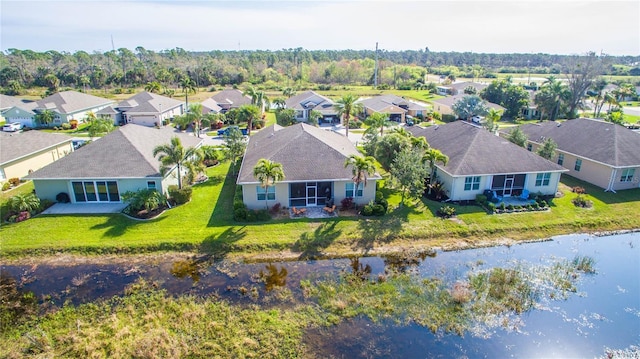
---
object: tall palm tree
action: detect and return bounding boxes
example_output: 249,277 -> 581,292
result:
344,154 -> 376,202
187,103 -> 204,137
282,87 -> 296,98
422,148 -> 449,194
246,86 -> 270,114
144,81 -> 161,93
364,113 -> 388,136
180,77 -> 197,110
334,94 -> 362,138
238,104 -> 260,135
153,137 -> 197,189
253,159 -> 285,209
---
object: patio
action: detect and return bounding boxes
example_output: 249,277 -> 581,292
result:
41,203 -> 127,215
496,197 -> 536,207
289,207 -> 338,219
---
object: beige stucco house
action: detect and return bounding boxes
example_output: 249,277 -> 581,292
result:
237,123 -> 381,210
96,91 -> 185,127
408,121 -> 567,201
517,118 -> 640,192
284,91 -> 339,124
26,125 -> 202,203
357,94 -> 429,123
431,95 -> 504,117
1,131 -> 73,182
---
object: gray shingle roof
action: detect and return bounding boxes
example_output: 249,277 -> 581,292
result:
285,91 -> 336,114
210,89 -> 251,107
26,125 -> 202,179
517,118 -> 640,167
407,121 -> 566,176
1,131 -> 72,165
431,95 -> 504,111
35,91 -> 114,114
358,94 -> 427,112
117,92 -> 184,114
237,123 -> 378,184
0,94 -> 35,111
201,98 -> 222,113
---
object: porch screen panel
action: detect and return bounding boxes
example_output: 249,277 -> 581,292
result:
96,181 -> 109,201
107,181 -> 120,202
72,181 -> 86,202
513,174 -> 526,188
84,182 -> 97,201
492,175 -> 505,189
289,183 -> 306,207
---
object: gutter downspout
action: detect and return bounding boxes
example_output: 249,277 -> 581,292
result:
605,168 -> 618,193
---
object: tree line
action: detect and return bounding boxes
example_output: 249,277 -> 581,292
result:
1,48 -> 638,96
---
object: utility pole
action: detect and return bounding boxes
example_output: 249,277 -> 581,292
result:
373,42 -> 378,89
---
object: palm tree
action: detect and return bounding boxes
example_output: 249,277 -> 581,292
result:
422,148 -> 449,194
153,137 -> 197,189
180,77 -> 197,109
253,159 -> 285,209
334,94 -> 362,138
187,103 -> 204,137
238,104 -> 260,135
34,110 -> 55,127
364,113 -> 388,136
9,193 -> 40,213
272,97 -> 287,110
282,87 -> 296,98
144,81 -> 161,93
344,154 -> 376,203
246,86 -> 270,114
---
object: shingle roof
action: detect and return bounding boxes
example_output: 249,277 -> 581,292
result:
210,89 -> 251,107
117,92 -> 184,114
0,94 -> 35,111
35,91 -> 114,114
407,121 -> 566,176
96,106 -> 119,115
517,118 -> 640,167
285,91 -> 336,113
0,131 -> 72,165
201,98 -> 222,113
358,94 -> 428,112
26,125 -> 202,179
237,123 -> 378,184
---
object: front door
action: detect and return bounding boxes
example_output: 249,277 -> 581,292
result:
307,184 -> 317,206
503,177 -> 514,197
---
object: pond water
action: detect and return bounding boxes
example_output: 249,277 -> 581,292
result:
2,231 -> 639,358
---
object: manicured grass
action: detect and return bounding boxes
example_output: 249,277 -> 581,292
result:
1,162 -> 639,259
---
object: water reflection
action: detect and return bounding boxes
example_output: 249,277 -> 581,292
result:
383,249 -> 435,273
260,263 -> 288,291
171,258 -> 203,283
349,257 -> 372,281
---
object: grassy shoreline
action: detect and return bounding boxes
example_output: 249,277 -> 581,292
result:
2,162 -> 639,261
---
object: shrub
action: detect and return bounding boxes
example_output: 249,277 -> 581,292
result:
13,211 -> 31,223
121,189 -> 166,213
341,197 -> 354,210
9,193 -> 40,213
437,205 -> 456,218
168,185 -> 192,205
2,182 -> 10,191
487,202 -> 496,213
475,194 -> 488,205
506,204 -> 514,211
8,178 -> 20,187
234,207 -> 248,221
499,202 -> 506,210
61,123 -> 71,130
538,200 -> 548,208
361,204 -> 374,216
572,186 -> 586,194
56,192 -> 70,203
372,204 -> 385,216
572,195 -> 593,208
348,119 -> 362,129
270,202 -> 281,214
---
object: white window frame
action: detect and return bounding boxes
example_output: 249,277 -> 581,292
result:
256,186 -> 275,201
464,176 -> 481,191
620,168 -> 635,182
535,173 -> 551,187
345,182 -> 364,198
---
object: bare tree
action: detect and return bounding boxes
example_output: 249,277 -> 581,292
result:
565,52 -> 606,119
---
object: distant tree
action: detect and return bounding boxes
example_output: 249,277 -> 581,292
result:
590,78 -> 608,118
144,81 -> 161,93
452,95 -> 489,121
364,112 -> 389,136
272,97 -> 286,110
508,127 -> 528,148
186,103 -> 204,137
410,136 -> 429,152
246,86 -> 270,114
483,108 -> 502,132
276,108 -> 296,126
282,87 -> 296,98
334,94 -> 362,138
253,159 -> 285,209
87,118 -> 114,140
536,138 -> 558,160
180,77 -> 197,109
374,132 -> 411,171
463,86 -> 477,95
390,148 -> 428,206
535,77 -> 570,120
565,52 -> 605,119
223,127 -> 247,175
152,137 -> 198,189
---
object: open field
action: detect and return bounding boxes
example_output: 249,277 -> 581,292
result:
2,161 -> 639,260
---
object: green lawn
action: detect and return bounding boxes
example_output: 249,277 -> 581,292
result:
1,162 -> 639,259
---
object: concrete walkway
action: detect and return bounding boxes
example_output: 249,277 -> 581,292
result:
42,203 -> 127,214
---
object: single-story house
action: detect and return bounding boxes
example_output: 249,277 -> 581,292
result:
431,95 -> 504,117
357,94 -> 429,123
407,121 -> 567,201
25,124 -> 203,204
284,91 -> 339,124
1,130 -> 73,182
3,91 -> 114,128
208,89 -> 252,113
97,92 -> 185,127
516,118 -> 640,192
436,81 -> 488,96
200,98 -> 223,114
520,90 -> 540,120
237,123 -> 381,210
0,94 -> 35,122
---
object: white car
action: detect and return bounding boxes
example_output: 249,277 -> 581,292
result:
2,122 -> 22,132
471,116 -> 483,124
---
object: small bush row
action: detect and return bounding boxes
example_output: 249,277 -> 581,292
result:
361,191 -> 388,217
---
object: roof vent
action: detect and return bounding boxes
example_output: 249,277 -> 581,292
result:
556,122 -> 561,127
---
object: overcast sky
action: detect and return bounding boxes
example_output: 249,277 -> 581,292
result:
2,0 -> 638,56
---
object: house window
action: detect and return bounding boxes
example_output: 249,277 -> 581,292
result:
464,176 -> 481,191
620,168 -> 635,182
535,173 -> 551,187
256,186 -> 275,201
526,144 -> 533,151
574,159 -> 582,171
557,153 -> 564,166
147,181 -> 157,190
345,182 -> 363,197
72,181 -> 119,202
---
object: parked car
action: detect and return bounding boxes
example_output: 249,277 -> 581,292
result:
217,126 -> 248,136
471,116 -> 483,124
72,139 -> 87,150
2,122 -> 22,132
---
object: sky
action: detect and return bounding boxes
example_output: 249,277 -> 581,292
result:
1,0 -> 639,56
